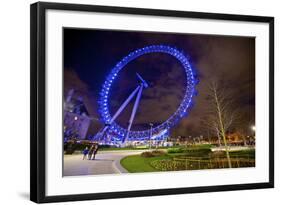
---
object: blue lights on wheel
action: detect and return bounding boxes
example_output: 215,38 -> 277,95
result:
98,45 -> 198,141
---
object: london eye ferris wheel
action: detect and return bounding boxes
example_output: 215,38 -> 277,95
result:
95,45 -> 198,145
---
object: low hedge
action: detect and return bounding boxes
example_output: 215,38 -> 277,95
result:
167,146 -> 212,155
141,150 -> 166,158
141,151 -> 154,158
167,148 -> 184,153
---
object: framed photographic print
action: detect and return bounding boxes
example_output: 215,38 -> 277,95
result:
30,2 -> 274,203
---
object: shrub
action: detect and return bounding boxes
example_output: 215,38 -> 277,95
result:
151,150 -> 166,156
141,151 -> 154,158
167,148 -> 183,153
184,148 -> 210,153
141,150 -> 167,158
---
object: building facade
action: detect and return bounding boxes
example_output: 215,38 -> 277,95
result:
64,89 -> 91,140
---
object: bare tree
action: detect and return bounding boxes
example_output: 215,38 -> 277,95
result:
201,115 -> 222,146
204,81 -> 240,168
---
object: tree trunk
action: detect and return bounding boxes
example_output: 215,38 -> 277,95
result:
216,129 -> 221,147
214,88 -> 232,168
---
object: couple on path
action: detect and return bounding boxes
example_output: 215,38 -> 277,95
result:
83,143 -> 99,160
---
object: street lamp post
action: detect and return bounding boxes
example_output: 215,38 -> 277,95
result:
252,125 -> 256,136
251,125 -> 256,145
252,125 -> 256,132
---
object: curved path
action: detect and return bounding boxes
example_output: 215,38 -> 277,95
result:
63,150 -> 144,176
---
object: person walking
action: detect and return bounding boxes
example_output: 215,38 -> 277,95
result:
88,145 -> 94,160
92,143 -> 99,160
82,146 -> 89,160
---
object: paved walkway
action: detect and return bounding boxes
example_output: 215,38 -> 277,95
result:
63,150 -> 143,176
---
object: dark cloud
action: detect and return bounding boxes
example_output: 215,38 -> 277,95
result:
64,29 -> 255,137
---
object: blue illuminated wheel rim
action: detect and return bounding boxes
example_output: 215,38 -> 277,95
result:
99,45 -> 198,141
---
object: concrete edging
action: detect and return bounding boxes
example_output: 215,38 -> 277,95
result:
112,157 -> 128,173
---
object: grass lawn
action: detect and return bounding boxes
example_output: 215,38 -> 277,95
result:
120,151 -> 213,173
120,146 -> 255,173
100,144 -> 213,151
120,145 -> 213,173
120,155 -> 171,172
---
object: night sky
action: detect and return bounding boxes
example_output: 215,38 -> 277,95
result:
64,28 -> 255,137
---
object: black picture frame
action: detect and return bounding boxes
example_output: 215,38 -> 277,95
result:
30,2 -> 274,203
